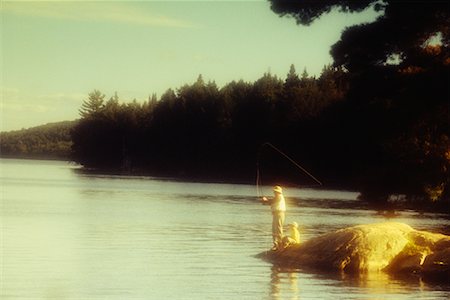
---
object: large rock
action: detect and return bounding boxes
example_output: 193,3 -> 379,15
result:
259,222 -> 449,280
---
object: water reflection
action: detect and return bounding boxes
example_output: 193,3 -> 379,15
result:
269,266 -> 300,300
267,265 -> 450,300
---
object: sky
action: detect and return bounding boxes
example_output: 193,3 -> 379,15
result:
1,0 -> 380,131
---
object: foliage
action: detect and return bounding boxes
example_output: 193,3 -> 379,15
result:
269,0 -> 450,204
71,66 -> 346,182
0,121 -> 75,159
79,90 -> 106,119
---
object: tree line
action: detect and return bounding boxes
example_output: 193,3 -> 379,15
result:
71,65 -> 346,179
70,62 -> 448,207
0,121 -> 74,159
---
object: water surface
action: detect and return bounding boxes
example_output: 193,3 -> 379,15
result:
1,158 -> 449,299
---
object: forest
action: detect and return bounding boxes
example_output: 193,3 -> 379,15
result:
69,61 -> 448,208
0,121 -> 74,159
71,66 -> 345,179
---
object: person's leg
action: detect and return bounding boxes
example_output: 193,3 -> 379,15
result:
272,211 -> 285,249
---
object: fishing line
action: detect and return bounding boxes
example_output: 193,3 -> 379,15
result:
256,151 -> 263,197
256,142 -> 323,195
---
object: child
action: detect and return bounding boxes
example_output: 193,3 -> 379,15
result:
282,222 -> 300,248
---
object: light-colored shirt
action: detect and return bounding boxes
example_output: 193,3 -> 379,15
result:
271,194 -> 286,212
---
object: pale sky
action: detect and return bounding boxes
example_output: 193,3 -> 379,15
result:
1,0 -> 380,131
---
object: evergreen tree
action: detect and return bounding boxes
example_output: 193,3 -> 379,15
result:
79,90 -> 105,118
284,64 -> 301,90
269,0 -> 449,203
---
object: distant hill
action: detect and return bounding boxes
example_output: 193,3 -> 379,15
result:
0,120 -> 77,160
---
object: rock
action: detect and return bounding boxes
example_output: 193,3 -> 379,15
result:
421,248 -> 450,280
259,222 -> 450,281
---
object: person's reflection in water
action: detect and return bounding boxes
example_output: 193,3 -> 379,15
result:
269,266 -> 299,300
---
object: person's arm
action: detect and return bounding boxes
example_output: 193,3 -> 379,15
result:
261,196 -> 270,205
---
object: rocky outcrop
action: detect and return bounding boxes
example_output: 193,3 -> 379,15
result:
259,222 -> 449,280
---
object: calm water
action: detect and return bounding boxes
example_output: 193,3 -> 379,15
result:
1,158 -> 449,299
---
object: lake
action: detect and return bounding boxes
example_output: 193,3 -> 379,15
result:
1,158 -> 449,299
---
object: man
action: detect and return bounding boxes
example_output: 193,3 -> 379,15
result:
262,185 -> 286,250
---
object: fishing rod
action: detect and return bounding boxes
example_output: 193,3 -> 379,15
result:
256,142 -> 323,197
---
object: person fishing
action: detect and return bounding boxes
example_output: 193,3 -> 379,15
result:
261,185 -> 286,251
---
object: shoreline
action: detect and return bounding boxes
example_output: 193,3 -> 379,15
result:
1,156 -> 449,215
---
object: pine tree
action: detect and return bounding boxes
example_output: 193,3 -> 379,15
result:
79,90 -> 105,118
284,64 -> 300,90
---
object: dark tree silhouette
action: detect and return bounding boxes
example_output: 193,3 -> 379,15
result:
268,0 -> 450,203
70,67 -> 349,183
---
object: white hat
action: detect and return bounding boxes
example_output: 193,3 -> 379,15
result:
273,185 -> 283,194
290,222 -> 298,228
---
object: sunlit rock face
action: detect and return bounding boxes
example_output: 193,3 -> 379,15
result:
260,222 -> 449,279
